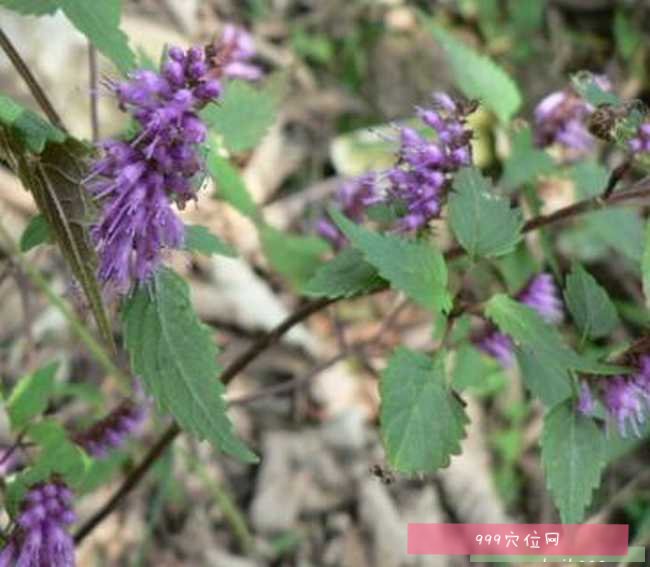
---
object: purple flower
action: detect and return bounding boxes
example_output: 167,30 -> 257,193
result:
516,272 -> 564,325
628,121 -> 650,154
0,481 -> 76,566
474,272 -> 563,368
75,401 -> 147,459
577,381 -> 595,416
88,46 -> 222,292
207,24 -> 262,82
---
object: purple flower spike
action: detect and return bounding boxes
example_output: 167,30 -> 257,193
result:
474,328 -> 515,368
628,120 -> 650,155
75,400 -> 147,459
516,272 -> 564,324
604,376 -> 646,437
0,481 -> 76,567
577,382 -> 595,416
208,24 -> 263,82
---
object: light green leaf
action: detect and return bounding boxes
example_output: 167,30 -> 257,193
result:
380,348 -> 468,473
330,208 -> 452,313
206,147 -> 259,219
0,0 -> 59,15
260,225 -> 329,289
570,159 -> 608,198
302,247 -> 385,299
201,80 -> 277,153
122,268 -> 257,463
426,22 -> 522,122
184,224 -> 237,258
516,347 -> 572,407
20,214 -> 52,252
7,362 -> 58,430
571,71 -> 620,107
0,94 -> 66,153
501,127 -> 554,192
564,264 -> 619,339
542,400 -> 605,523
643,221 -> 650,308
449,167 -> 523,258
60,0 -> 135,74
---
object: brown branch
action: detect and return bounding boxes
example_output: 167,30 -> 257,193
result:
0,27 -> 67,133
74,176 -> 650,544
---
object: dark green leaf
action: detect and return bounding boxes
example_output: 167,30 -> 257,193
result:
542,400 -> 605,523
201,80 -> 277,152
260,225 -> 328,289
122,268 -> 257,463
564,264 -> 619,339
516,347 -> 572,407
0,0 -> 59,15
60,0 -> 135,74
425,22 -> 522,122
330,208 -> 452,313
449,167 -> 523,258
380,348 -> 468,473
206,147 -> 258,219
184,224 -> 237,258
302,247 -> 385,299
7,362 -> 58,430
501,127 -> 554,192
20,214 -> 51,252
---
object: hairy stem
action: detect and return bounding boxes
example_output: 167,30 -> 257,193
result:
75,175 -> 650,543
0,27 -> 67,132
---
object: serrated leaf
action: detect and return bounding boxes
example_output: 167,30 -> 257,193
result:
516,347 -> 572,407
485,294 -> 626,376
122,268 -> 257,463
7,362 -> 58,430
542,400 -> 605,523
184,224 -> 237,258
501,127 -> 554,192
20,214 -> 51,252
201,80 -> 277,152
260,225 -> 329,289
330,208 -> 452,313
643,222 -> 650,309
449,167 -> 523,258
0,0 -> 59,15
0,94 -> 66,153
0,132 -> 114,350
206,146 -> 258,218
426,22 -> 521,122
564,264 -> 619,339
380,348 -> 468,473
60,0 -> 135,74
302,247 -> 385,299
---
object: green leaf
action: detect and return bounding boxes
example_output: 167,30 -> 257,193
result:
448,167 -> 523,258
380,348 -> 468,473
0,0 -> 60,15
425,22 -> 522,122
60,0 -> 135,74
184,225 -> 237,258
20,214 -> 52,252
541,400 -> 605,523
302,247 -> 385,299
501,127 -> 554,192
7,362 -> 58,430
201,80 -> 277,153
122,268 -> 257,463
564,264 -> 619,339
571,71 -> 620,107
0,94 -> 66,153
643,221 -> 650,309
260,225 -> 329,289
570,159 -> 608,198
0,134 -> 114,349
614,10 -> 642,59
584,208 -> 645,263
516,347 -> 572,407
330,208 -> 452,313
206,147 -> 258,218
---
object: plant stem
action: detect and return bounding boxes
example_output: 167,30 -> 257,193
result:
74,175 -> 650,543
0,27 -> 67,132
0,221 -> 130,391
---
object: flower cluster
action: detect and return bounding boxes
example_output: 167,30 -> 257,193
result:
75,400 -> 147,458
474,273 -> 564,368
88,26 -> 260,292
579,356 -> 650,437
628,121 -> 650,155
317,92 -> 474,245
0,481 -> 76,567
